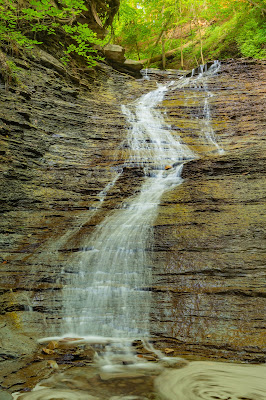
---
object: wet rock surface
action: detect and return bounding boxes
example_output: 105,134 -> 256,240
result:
0,54 -> 155,391
151,58 -> 266,362
0,57 -> 265,391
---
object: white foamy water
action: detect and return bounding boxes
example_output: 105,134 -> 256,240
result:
200,62 -> 224,154
61,62 -> 223,346
62,81 -> 193,341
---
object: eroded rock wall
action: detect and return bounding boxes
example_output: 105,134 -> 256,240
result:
151,59 -> 266,362
0,51 -> 152,355
0,57 -> 265,391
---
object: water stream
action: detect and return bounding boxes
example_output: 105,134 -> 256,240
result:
61,62 -> 223,345
61,70 -> 196,343
156,361 -> 266,400
14,361 -> 266,400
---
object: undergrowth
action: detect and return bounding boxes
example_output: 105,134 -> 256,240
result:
0,0 -> 109,86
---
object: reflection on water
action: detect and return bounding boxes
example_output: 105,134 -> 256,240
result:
13,360 -> 266,400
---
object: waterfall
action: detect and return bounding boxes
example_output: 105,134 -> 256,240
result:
59,62 -> 223,355
62,84 -> 194,341
200,62 -> 224,154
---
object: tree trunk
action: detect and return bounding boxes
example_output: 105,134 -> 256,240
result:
180,26 -> 184,69
141,48 -> 177,65
147,13 -> 173,67
162,32 -> 166,70
195,19 -> 204,65
136,42 -> 140,61
179,3 -> 184,70
245,0 -> 266,15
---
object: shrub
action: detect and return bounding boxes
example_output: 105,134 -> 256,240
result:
0,0 -> 105,68
236,11 -> 266,59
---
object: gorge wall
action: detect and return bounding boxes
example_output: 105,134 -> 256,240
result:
0,55 -> 265,391
151,59 -> 266,362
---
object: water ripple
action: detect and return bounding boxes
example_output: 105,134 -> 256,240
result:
155,361 -> 266,400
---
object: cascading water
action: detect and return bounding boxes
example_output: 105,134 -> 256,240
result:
200,62 -> 225,154
62,81 -> 194,343
170,60 -> 224,155
60,62 -> 223,355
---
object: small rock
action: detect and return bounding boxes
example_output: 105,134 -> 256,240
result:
73,347 -> 95,360
47,360 -> 59,369
165,165 -> 172,170
42,348 -> 54,355
61,353 -> 74,361
47,340 -> 58,350
164,348 -> 175,354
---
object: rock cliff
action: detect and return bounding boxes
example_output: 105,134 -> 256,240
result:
151,59 -> 266,362
0,56 -> 265,391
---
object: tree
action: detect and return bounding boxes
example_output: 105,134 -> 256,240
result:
0,0 -> 108,68
114,0 -> 266,68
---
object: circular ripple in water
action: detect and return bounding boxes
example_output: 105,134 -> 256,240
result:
155,361 -> 266,400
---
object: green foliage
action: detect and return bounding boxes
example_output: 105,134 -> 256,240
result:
0,0 -> 40,49
0,49 -> 21,88
114,0 -> 266,68
1,0 -> 265,74
112,1 -> 149,58
62,23 -> 104,63
236,11 -> 266,58
0,0 -> 105,68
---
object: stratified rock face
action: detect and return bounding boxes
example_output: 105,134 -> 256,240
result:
0,57 -> 265,391
151,59 -> 266,362
0,53 -> 151,358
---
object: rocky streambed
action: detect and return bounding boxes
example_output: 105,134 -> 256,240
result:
0,54 -> 265,394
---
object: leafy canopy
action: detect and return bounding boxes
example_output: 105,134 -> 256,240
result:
0,0 -> 105,67
113,0 -> 266,66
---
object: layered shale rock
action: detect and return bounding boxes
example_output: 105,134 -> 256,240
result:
151,59 -> 266,362
0,52 -> 155,391
0,57 -> 265,392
